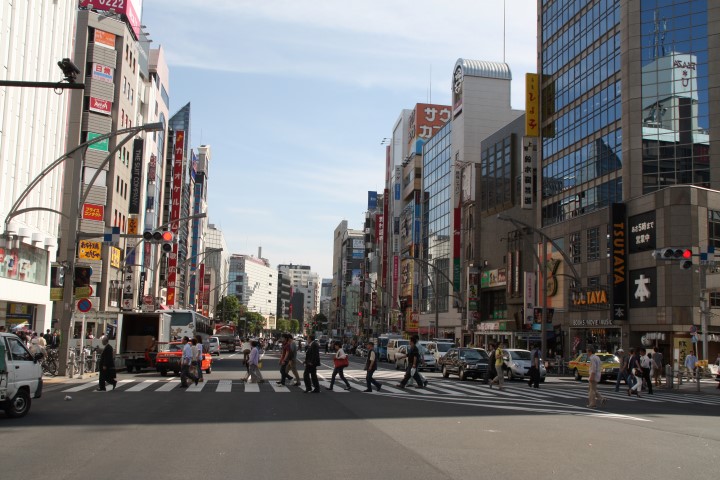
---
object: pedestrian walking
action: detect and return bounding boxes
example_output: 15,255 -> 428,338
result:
96,335 -> 117,392
363,341 -> 382,392
180,336 -> 199,388
586,345 -> 606,408
628,368 -> 642,397
484,343 -> 496,384
247,340 -> 264,383
195,335 -> 205,383
640,348 -> 653,394
286,334 -> 301,386
397,335 -> 426,389
277,334 -> 293,385
652,347 -> 664,387
490,343 -> 505,390
242,339 -> 251,381
684,349 -> 698,380
528,343 -> 541,389
615,348 -> 628,392
303,335 -> 320,393
327,341 -> 352,391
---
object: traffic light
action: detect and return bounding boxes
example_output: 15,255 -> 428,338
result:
161,231 -> 174,253
652,247 -> 693,269
142,229 -> 163,243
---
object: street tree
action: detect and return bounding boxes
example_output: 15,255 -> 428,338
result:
215,296 -> 241,324
289,318 -> 300,333
245,312 -> 266,335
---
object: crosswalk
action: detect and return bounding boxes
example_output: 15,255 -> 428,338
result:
59,368 -> 720,409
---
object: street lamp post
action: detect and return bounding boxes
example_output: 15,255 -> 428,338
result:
497,214 -> 582,360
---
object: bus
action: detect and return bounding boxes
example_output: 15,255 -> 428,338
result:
166,310 -> 213,344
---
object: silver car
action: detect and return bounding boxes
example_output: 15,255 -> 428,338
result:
501,348 -> 546,382
395,344 -> 436,372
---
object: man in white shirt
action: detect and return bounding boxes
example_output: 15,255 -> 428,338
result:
587,345 -> 607,409
180,336 -> 198,388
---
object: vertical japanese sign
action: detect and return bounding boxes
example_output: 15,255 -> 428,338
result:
197,263 -> 205,312
525,73 -> 539,137
611,203 -> 627,321
453,207 -> 461,293
129,138 -> 144,214
166,130 -> 184,307
407,103 -> 451,153
521,137 -> 536,209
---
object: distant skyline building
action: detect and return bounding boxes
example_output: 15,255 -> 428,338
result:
228,251 -> 277,330
203,223 -> 229,319
277,263 -> 320,320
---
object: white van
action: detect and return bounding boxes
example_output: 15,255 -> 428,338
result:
208,336 -> 221,356
1,332 -> 43,418
386,338 -> 410,363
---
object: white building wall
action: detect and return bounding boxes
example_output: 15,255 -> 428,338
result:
0,1 -> 77,332
242,257 -> 278,330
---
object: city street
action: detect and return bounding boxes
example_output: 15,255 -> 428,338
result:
4,350 -> 720,479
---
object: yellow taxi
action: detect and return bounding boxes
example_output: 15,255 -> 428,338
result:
568,352 -> 620,383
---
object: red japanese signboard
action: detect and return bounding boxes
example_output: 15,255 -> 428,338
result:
166,130 -> 184,307
89,96 -> 112,115
82,203 -> 104,221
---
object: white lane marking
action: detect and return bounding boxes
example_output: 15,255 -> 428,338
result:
125,380 -> 159,392
62,381 -> 98,392
270,382 -> 290,393
216,380 -> 233,392
156,379 -> 181,391
186,380 -> 207,392
244,382 -> 260,392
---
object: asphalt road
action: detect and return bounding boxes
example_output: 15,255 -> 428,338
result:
5,350 -> 720,479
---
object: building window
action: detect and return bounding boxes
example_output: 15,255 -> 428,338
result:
569,231 -> 581,264
709,210 -> 720,250
587,227 -> 600,261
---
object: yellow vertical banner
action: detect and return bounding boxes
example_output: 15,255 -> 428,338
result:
110,247 -> 121,268
525,73 -> 540,137
127,217 -> 138,235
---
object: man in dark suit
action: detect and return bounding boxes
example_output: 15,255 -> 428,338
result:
303,335 -> 321,393
97,335 -> 117,391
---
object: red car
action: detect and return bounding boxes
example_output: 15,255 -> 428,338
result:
155,342 -> 212,377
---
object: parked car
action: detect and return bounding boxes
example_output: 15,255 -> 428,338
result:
501,349 -> 547,382
431,342 -> 455,370
438,348 -> 489,381
394,344 -> 436,372
208,336 -> 221,356
376,334 -> 403,362
386,338 -> 410,363
1,332 -> 43,417
568,352 -> 620,382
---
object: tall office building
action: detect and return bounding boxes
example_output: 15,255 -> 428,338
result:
203,223 -> 229,319
277,264 -> 320,320
330,220 -> 364,335
532,0 -> 720,360
0,1 -> 76,333
56,5 -> 170,342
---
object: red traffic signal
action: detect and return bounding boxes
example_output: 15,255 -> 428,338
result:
161,231 -> 174,253
682,248 -> 692,259
161,231 -> 174,242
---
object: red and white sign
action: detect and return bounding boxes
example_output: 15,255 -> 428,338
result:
143,295 -> 154,306
82,203 -> 104,221
80,0 -> 143,39
91,63 -> 114,83
94,29 -> 116,49
166,130 -> 185,307
407,103 -> 451,150
89,96 -> 112,115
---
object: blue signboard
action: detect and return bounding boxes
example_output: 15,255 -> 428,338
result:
368,191 -> 377,210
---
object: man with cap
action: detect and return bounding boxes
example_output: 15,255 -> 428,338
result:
614,347 -> 629,392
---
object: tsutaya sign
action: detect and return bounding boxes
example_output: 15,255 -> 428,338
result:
571,319 -> 615,327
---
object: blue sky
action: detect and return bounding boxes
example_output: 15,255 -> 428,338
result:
142,0 -> 538,279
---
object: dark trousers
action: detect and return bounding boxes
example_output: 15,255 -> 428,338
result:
303,365 -> 319,391
279,363 -> 293,384
528,365 -> 540,388
615,370 -> 629,391
366,370 -> 381,390
400,366 -> 425,387
330,367 -> 350,388
641,367 -> 653,393
99,368 -> 116,390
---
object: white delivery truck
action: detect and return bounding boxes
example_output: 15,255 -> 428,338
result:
116,312 -> 171,372
0,332 -> 43,418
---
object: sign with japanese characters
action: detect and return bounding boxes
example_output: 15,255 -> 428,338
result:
167,130 -> 184,307
521,137 -> 536,209
611,203 -> 627,320
525,73 -> 539,136
407,103 -> 451,153
82,203 -> 104,221
628,211 -> 656,253
110,247 -> 121,269
86,132 -> 109,151
94,29 -> 116,49
89,96 -> 112,115
629,267 -> 657,308
91,63 -> 113,83
78,241 -> 101,261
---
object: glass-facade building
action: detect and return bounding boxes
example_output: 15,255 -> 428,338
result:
421,121 -> 452,313
540,0 -> 623,227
